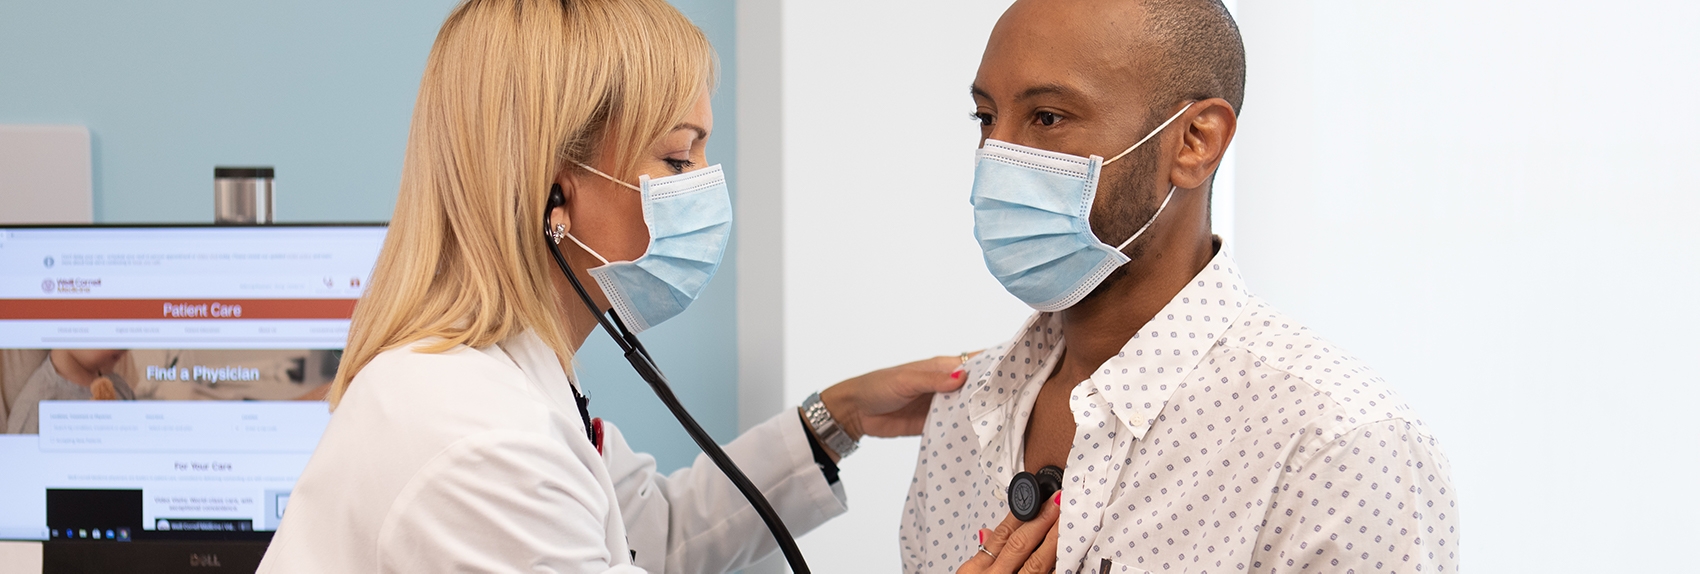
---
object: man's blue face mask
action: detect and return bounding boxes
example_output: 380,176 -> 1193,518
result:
970,102 -> 1194,311
569,163 -> 732,333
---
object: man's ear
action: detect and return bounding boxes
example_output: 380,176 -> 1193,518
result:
1169,98 -> 1237,190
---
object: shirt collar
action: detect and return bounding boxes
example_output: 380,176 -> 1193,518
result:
966,245 -> 1251,451
1090,251 -> 1249,439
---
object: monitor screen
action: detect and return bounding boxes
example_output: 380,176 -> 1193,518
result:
0,225 -> 385,546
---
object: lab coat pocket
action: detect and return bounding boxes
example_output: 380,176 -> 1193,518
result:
1091,557 -> 1151,574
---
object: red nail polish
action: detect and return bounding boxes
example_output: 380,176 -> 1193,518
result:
951,369 -> 964,379
977,530 -> 983,544
1052,492 -> 1062,505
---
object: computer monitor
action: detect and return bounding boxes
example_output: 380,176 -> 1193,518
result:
0,224 -> 386,573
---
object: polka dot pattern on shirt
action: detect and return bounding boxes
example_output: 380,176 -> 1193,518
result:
900,252 -> 1456,574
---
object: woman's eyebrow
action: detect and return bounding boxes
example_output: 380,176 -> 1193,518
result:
675,123 -> 709,140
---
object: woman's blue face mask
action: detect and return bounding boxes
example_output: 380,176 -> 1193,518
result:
568,163 -> 732,333
969,102 -> 1193,311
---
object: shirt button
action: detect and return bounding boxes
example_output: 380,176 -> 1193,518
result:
1130,415 -> 1145,426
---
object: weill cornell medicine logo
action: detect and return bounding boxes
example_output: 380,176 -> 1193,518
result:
42,277 -> 102,294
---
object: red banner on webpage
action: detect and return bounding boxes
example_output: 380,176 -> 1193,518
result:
0,299 -> 358,320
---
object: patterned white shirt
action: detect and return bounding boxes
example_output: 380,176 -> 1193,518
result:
900,249 -> 1456,574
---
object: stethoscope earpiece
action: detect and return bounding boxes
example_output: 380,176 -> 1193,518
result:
545,184 -> 568,244
1008,465 -> 1064,521
547,183 -> 566,209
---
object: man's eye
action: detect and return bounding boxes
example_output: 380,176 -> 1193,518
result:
1036,112 -> 1060,126
663,158 -> 694,173
970,112 -> 995,127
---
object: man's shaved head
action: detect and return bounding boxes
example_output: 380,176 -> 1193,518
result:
1140,0 -> 1245,119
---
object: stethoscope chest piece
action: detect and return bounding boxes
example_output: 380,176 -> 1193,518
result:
1008,465 -> 1064,521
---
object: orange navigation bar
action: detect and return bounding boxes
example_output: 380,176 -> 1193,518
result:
0,299 -> 358,320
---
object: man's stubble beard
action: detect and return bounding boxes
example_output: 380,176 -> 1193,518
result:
1080,137 -> 1166,304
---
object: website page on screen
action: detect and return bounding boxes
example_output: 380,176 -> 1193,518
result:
0,226 -> 384,543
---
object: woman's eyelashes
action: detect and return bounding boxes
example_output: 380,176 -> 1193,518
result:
662,157 -> 695,173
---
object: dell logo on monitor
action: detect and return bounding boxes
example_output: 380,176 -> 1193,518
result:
189,553 -> 223,567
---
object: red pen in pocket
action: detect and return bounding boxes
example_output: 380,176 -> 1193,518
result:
592,417 -> 605,455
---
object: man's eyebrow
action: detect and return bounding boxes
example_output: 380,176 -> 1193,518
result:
968,83 -> 1083,102
1014,83 -> 1080,102
674,123 -> 709,140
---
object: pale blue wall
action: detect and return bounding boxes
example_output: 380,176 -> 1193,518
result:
0,0 -> 740,471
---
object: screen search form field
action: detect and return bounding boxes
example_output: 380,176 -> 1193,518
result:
38,402 -> 330,453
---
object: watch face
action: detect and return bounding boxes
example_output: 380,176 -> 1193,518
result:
1009,472 -> 1040,521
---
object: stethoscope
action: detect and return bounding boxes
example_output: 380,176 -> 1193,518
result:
543,186 -> 812,573
1008,465 -> 1064,522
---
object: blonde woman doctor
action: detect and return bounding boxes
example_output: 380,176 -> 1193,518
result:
257,1 -> 964,572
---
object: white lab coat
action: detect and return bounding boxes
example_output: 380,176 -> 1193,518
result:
258,332 -> 847,573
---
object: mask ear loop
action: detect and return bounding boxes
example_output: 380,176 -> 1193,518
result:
564,161 -> 641,266
1101,101 -> 1195,252
574,162 -> 642,192
1103,101 -> 1196,166
1115,186 -> 1177,252
564,234 -> 611,266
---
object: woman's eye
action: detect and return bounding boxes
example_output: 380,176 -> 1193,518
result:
663,158 -> 695,173
1035,112 -> 1060,127
971,112 -> 995,127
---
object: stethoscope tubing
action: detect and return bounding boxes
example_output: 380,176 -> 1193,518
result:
543,209 -> 812,574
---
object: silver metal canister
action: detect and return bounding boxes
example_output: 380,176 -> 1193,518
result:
214,166 -> 275,224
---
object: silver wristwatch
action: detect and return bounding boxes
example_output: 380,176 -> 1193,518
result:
801,392 -> 858,458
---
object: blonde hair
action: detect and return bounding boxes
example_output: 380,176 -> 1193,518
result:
329,0 -> 716,408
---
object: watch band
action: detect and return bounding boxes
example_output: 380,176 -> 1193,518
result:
801,392 -> 858,458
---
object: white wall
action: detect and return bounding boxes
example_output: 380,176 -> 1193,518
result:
1234,2 -> 1700,571
737,1 -> 1025,572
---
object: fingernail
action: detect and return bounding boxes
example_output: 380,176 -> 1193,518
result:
950,369 -> 964,379
1052,492 -> 1062,505
977,530 -> 984,544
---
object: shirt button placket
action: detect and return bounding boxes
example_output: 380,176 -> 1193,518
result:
1058,383 -> 1118,572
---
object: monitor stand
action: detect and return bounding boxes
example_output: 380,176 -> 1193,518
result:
43,541 -> 267,574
